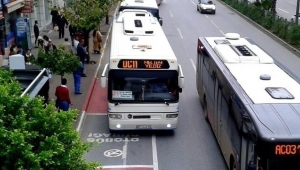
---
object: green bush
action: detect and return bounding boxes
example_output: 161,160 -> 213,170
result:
222,0 -> 300,51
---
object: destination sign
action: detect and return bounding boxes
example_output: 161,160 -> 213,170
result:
118,60 -> 170,69
275,144 -> 300,155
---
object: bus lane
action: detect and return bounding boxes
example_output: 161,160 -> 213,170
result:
79,16 -> 156,169
81,114 -> 154,167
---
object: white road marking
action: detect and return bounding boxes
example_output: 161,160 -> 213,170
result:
191,1 -> 196,5
122,140 -> 128,165
220,30 -> 225,36
169,10 -> 173,17
210,20 -> 219,28
289,1 -> 296,5
277,8 -> 289,13
205,14 -> 209,18
177,27 -> 184,39
190,59 -> 196,73
152,135 -> 159,170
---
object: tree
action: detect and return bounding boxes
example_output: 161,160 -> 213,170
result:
30,45 -> 80,81
0,68 -> 100,169
63,0 -> 120,55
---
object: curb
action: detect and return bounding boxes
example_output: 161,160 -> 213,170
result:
217,0 -> 300,57
76,4 -> 120,132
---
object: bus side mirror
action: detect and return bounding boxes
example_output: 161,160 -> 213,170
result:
100,63 -> 109,88
101,76 -> 106,88
178,64 -> 184,89
159,17 -> 163,26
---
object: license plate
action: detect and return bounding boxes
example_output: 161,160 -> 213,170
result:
136,125 -> 152,129
207,10 -> 211,12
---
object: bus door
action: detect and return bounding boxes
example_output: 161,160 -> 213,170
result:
241,116 -> 257,170
213,77 -> 222,144
196,52 -> 204,95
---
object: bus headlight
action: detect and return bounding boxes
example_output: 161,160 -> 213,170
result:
166,114 -> 178,118
109,114 -> 122,119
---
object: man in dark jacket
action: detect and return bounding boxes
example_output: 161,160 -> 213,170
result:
73,59 -> 83,94
68,23 -> 76,47
57,12 -> 69,39
34,20 -> 39,47
77,39 -> 87,77
50,6 -> 58,28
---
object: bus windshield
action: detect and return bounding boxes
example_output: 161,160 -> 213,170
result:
119,7 -> 160,20
108,70 -> 179,103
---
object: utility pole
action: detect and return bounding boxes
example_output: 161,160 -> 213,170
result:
296,0 -> 300,25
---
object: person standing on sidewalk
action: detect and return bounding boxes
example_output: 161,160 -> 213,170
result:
45,39 -> 57,54
77,39 -> 87,77
57,12 -> 68,39
34,20 -> 39,48
73,59 -> 83,94
68,22 -> 76,47
92,29 -> 102,54
50,6 -> 58,29
55,78 -> 72,111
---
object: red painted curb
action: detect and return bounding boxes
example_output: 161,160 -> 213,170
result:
82,77 -> 97,111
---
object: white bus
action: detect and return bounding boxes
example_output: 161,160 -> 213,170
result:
100,10 -> 184,130
196,33 -> 300,170
119,0 -> 163,26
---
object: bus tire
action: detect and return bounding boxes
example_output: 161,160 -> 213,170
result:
203,100 -> 208,122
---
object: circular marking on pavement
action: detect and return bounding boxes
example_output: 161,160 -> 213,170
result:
104,149 -> 122,157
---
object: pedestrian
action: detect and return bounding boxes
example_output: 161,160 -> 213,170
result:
55,78 -> 72,111
57,11 -> 69,39
9,44 -> 17,56
74,36 -> 79,54
62,38 -> 74,53
17,45 -> 26,59
50,6 -> 59,29
34,20 -> 39,48
45,39 -> 57,54
25,49 -> 34,65
73,59 -> 83,94
77,39 -> 87,77
92,29 -> 102,54
69,22 -> 76,47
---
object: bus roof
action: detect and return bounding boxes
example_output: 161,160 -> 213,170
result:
120,0 -> 158,9
204,34 -> 300,104
110,10 -> 177,69
200,33 -> 300,140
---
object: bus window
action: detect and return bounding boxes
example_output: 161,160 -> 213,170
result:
109,70 -> 179,102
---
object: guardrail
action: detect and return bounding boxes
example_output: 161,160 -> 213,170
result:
20,68 -> 47,97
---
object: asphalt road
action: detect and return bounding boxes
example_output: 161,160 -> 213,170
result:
80,0 -> 300,169
276,0 -> 297,21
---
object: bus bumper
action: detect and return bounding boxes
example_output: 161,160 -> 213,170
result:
108,119 -> 178,130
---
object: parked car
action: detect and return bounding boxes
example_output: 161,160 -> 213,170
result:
197,0 -> 216,14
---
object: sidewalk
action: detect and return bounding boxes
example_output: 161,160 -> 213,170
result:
30,6 -> 117,124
